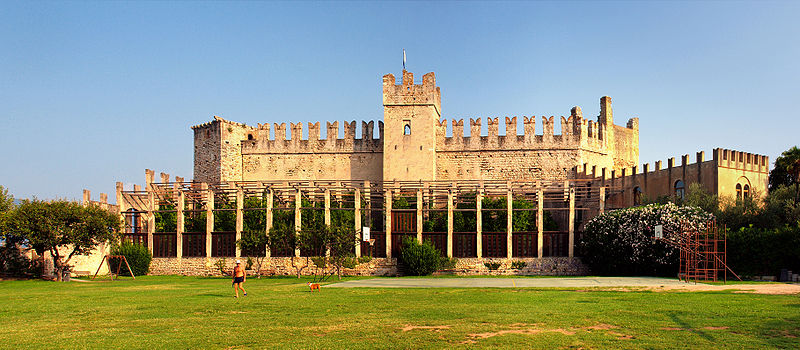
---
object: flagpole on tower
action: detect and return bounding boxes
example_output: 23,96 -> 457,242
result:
403,49 -> 406,71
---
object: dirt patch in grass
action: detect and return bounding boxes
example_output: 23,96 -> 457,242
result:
463,323 -> 635,344
468,328 -> 576,339
661,326 -> 729,331
649,284 -> 800,295
586,323 -> 618,330
400,325 -> 451,332
576,283 -> 800,295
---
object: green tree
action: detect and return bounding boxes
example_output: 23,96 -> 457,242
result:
0,185 -> 13,214
0,186 -> 31,276
297,204 -> 358,280
769,146 -> 800,191
683,183 -> 719,214
2,200 -> 121,281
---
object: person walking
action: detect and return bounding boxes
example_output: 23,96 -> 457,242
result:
232,260 -> 247,298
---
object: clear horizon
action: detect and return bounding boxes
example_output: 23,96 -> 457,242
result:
2,1 -> 798,202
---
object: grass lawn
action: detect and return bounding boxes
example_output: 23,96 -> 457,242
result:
0,276 -> 797,349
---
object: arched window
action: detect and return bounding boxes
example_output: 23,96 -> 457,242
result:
404,124 -> 411,135
674,180 -> 685,200
247,134 -> 254,140
743,184 -> 750,199
736,183 -> 742,199
633,186 -> 642,205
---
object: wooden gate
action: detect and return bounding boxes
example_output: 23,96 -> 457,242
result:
391,212 -> 416,257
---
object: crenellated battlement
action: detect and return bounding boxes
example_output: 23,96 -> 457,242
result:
382,70 -> 441,117
576,148 -> 769,192
713,148 -> 770,172
191,115 -> 256,130
194,70 -> 640,184
241,120 -> 384,154
435,101 -> 638,153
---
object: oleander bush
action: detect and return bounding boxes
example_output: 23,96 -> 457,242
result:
580,203 -> 713,276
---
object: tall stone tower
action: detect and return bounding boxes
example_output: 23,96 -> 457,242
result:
382,70 -> 441,183
192,116 -> 256,183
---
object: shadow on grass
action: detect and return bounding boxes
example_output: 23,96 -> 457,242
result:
759,311 -> 800,347
668,312 -> 714,341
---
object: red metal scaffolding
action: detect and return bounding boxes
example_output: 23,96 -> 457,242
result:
674,220 -> 741,283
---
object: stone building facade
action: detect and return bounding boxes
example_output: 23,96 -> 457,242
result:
590,148 -> 769,208
192,70 -> 640,185
191,69 -> 767,204
99,69 -> 770,277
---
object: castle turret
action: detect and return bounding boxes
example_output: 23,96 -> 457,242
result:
192,116 -> 256,182
382,70 -> 441,182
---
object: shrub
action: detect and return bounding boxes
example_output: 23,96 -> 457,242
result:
727,225 -> 800,276
439,256 -> 458,270
214,258 -> 229,275
358,256 -> 372,264
0,242 -> 37,276
511,260 -> 526,269
110,242 -> 152,276
580,203 -> 713,276
399,237 -> 440,276
341,257 -> 358,269
484,262 -> 501,270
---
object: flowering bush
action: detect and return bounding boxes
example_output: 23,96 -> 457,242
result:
580,203 -> 713,276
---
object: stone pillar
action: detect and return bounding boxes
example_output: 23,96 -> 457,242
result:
599,187 -> 606,215
447,188 -> 454,258
324,189 -> 331,257
295,189 -> 301,258
384,189 -> 392,259
537,187 -> 544,258
205,183 -> 214,258
476,189 -> 483,259
235,187 -> 243,258
506,184 -> 513,259
115,182 -> 125,238
324,189 -> 331,226
568,187 -> 575,258
364,181 -> 371,222
147,182 -> 155,255
265,189 -> 273,258
177,189 -> 185,259
354,188 -> 361,258
416,189 -> 423,243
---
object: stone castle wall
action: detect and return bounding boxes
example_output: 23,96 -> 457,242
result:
192,71 -> 640,184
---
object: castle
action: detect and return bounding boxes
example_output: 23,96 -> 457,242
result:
193,70 -> 639,184
191,69 -> 764,204
78,69 -> 768,277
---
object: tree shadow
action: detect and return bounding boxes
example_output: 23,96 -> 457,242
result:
667,312 -> 714,341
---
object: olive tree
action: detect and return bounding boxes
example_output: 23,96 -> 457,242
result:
2,200 -> 120,281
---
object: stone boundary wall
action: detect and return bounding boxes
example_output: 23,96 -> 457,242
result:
148,257 -> 587,277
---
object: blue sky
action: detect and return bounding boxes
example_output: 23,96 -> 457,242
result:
1,1 -> 798,201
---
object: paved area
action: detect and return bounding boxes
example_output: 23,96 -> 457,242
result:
327,276 -> 689,288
